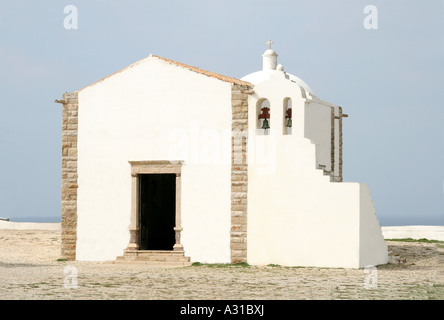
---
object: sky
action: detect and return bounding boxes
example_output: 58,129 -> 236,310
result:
0,0 -> 443,225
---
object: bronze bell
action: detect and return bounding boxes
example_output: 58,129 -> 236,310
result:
262,118 -> 270,130
286,118 -> 292,128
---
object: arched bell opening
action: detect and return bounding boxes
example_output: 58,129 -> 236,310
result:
257,98 -> 271,135
283,97 -> 292,135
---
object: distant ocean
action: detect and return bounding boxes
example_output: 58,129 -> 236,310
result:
8,217 -> 61,223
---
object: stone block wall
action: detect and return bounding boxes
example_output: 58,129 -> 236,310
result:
230,84 -> 251,263
61,92 -> 78,260
331,106 -> 344,182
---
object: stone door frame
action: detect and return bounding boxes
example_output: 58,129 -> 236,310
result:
125,160 -> 184,253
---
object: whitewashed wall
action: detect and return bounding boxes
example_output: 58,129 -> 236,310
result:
359,184 -> 389,267
76,57 -> 233,262
304,101 -> 332,172
246,72 -> 387,268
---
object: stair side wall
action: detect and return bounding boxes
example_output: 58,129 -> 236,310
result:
359,183 -> 389,267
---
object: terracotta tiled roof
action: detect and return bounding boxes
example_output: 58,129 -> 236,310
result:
151,55 -> 252,86
77,54 -> 252,92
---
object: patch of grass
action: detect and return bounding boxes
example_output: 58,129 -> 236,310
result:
56,258 -> 67,262
190,262 -> 203,267
232,262 -> 250,268
191,262 -> 250,268
404,284 -> 444,300
386,238 -> 444,244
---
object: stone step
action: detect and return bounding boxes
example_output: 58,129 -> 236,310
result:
115,250 -> 191,266
117,255 -> 190,262
135,250 -> 188,255
113,260 -> 192,267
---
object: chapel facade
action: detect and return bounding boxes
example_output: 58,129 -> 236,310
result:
58,42 -> 388,268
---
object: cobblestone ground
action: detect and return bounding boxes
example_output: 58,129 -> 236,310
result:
0,230 -> 442,300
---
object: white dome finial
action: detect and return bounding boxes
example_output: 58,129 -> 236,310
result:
262,40 -> 278,71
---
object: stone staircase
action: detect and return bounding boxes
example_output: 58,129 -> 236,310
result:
115,250 -> 192,267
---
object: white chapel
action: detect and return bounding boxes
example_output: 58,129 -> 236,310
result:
58,41 -> 388,268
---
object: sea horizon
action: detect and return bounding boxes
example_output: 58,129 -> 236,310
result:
6,216 -> 62,223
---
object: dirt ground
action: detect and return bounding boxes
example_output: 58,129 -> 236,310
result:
0,229 -> 442,300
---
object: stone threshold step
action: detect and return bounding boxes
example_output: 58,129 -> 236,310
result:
116,256 -> 190,262
116,250 -> 191,263
112,260 -> 192,267
121,251 -> 189,258
134,250 -> 187,255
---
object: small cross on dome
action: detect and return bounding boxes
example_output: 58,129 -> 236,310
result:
266,39 -> 274,49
